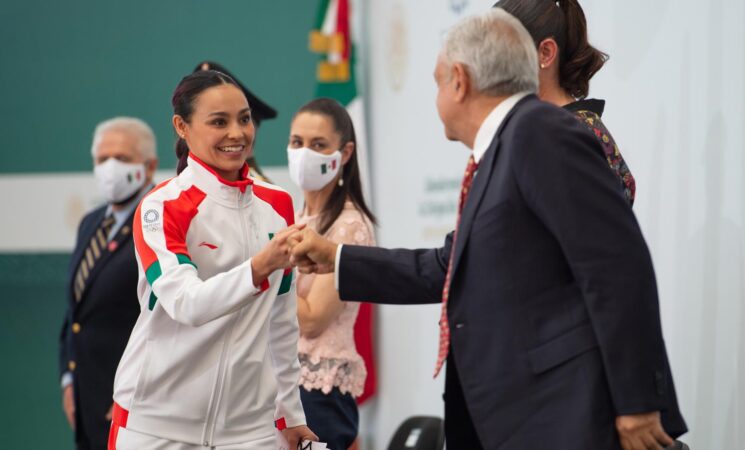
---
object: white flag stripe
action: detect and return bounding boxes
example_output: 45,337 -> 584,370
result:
321,0 -> 338,34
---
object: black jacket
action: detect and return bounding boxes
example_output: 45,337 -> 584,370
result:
338,95 -> 686,449
59,205 -> 140,449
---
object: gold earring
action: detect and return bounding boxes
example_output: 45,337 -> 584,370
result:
540,63 -> 546,69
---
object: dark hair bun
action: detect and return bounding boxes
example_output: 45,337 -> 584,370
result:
495,0 -> 607,99
558,0 -> 608,98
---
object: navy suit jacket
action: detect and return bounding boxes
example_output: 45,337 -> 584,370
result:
338,96 -> 686,449
59,205 -> 141,447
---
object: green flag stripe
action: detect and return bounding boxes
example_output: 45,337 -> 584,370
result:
314,0 -> 331,30
315,45 -> 357,105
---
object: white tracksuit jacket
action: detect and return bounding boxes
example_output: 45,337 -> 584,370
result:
112,154 -> 305,446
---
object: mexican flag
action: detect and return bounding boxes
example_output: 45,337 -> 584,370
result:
309,0 -> 377,406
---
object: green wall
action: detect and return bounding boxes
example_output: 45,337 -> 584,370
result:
0,254 -> 71,448
0,0 -> 321,174
0,1 -> 321,447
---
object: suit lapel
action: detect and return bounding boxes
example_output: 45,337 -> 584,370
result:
449,95 -> 534,278
449,133 -> 500,277
68,208 -> 106,302
77,211 -> 135,304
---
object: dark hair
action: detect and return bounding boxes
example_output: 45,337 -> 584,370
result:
294,98 -> 377,235
171,70 -> 241,174
494,0 -> 608,99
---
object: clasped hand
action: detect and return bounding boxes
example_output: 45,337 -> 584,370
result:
251,225 -> 337,287
286,227 -> 338,274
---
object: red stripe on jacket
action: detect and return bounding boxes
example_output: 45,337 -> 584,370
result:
253,184 -> 295,227
162,186 -> 207,256
133,180 -> 171,270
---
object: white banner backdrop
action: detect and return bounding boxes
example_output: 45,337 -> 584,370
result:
362,0 -> 745,448
0,168 -> 301,252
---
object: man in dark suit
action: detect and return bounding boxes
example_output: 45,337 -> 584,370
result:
59,117 -> 158,450
289,9 -> 686,450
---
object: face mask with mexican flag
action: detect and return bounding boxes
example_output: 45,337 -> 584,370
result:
93,158 -> 146,204
287,146 -> 342,192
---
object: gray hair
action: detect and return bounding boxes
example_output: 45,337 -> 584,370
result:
441,8 -> 538,96
91,117 -> 157,160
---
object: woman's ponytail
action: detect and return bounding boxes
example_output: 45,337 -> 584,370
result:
557,0 -> 608,99
175,138 -> 189,175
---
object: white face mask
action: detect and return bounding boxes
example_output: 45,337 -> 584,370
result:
93,158 -> 147,204
287,146 -> 342,192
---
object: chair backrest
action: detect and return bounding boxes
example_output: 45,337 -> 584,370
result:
387,416 -> 445,450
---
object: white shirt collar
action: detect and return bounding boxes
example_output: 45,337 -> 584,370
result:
472,91 -> 531,164
105,184 -> 152,240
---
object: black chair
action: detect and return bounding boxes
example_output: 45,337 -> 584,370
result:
387,416 -> 445,450
386,416 -> 688,450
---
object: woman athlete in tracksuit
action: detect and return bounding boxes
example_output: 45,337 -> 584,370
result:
109,70 -> 316,449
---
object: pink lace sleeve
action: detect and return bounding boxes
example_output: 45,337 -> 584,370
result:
326,208 -> 375,247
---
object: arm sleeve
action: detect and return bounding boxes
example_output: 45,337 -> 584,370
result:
512,107 -> 669,414
338,231 -> 453,305
330,211 -> 374,291
58,312 -> 72,382
268,273 -> 306,427
133,193 -> 267,327
268,200 -> 305,427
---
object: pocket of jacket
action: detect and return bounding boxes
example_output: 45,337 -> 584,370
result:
527,323 -> 598,374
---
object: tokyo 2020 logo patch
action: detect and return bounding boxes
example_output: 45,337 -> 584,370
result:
143,209 -> 161,232
144,209 -> 159,223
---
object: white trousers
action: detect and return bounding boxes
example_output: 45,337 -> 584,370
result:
115,426 -> 278,450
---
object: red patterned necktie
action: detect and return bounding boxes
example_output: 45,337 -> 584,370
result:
434,154 -> 479,377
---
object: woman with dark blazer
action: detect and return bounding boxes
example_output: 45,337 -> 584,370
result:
495,0 -> 636,206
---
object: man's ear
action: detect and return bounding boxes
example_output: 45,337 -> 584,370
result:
451,62 -> 471,102
341,141 -> 355,165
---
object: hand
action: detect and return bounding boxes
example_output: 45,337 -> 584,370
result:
251,223 -> 306,287
281,425 -> 318,449
288,228 -> 338,274
105,403 -> 113,421
62,385 -> 75,430
616,411 -> 674,450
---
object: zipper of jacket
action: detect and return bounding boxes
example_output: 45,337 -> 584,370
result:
202,189 -> 250,445
203,318 -> 236,445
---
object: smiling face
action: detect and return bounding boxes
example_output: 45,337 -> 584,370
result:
173,83 -> 254,181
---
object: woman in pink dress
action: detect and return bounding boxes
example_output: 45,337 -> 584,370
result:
287,98 -> 376,450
